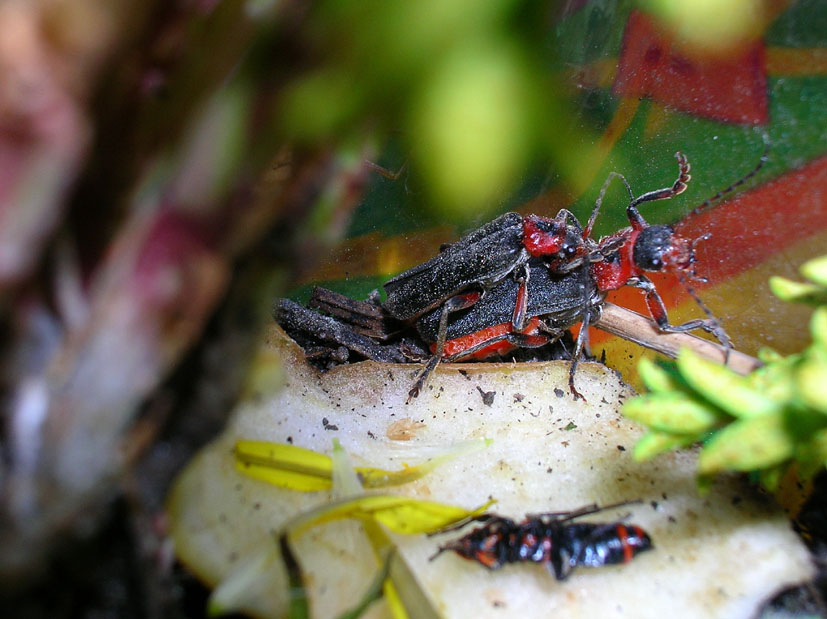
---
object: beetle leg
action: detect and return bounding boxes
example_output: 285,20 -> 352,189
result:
527,500 -> 641,523
629,275 -> 732,350
566,308 -> 593,402
626,152 -> 691,230
407,292 -> 482,401
547,548 -> 571,581
548,253 -> 587,274
511,265 -> 530,331
506,331 -> 558,349
427,513 -> 506,537
555,208 -> 584,234
566,270 -> 599,401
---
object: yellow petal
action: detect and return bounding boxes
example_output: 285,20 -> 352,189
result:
234,439 -> 491,492
289,494 -> 494,537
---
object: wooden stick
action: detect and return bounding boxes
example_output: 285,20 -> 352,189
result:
592,302 -> 762,376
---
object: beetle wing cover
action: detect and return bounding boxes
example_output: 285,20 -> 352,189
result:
383,213 -> 526,321
416,262 -> 603,343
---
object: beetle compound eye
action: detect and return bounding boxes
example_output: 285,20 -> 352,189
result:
632,225 -> 674,272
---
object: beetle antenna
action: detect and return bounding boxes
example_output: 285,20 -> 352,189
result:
687,133 -> 769,218
585,171 -> 634,239
687,233 -> 712,282
552,499 -> 642,523
678,273 -> 732,356
679,274 -> 712,319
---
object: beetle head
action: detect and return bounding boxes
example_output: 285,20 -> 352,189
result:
632,224 -> 710,281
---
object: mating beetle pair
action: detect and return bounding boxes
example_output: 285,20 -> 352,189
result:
276,147 -> 766,398
384,151 -> 736,399
429,501 -> 653,581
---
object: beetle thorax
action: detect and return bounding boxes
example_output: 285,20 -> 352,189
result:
522,215 -> 580,259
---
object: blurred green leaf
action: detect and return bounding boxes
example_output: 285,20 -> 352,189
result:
640,0 -> 770,52
677,348 -> 779,419
811,306 -> 827,347
797,352 -> 827,414
633,431 -> 697,461
637,357 -> 685,393
745,352 -> 799,405
698,413 -> 794,475
282,67 -> 367,141
410,39 -> 537,216
801,255 -> 827,287
624,392 -> 724,434
769,275 -> 827,305
757,464 -> 786,493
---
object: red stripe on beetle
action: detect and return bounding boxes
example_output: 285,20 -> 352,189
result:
617,524 -> 633,563
438,317 -> 541,359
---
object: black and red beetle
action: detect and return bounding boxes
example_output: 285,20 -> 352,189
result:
581,138 -> 768,353
585,152 -> 731,349
382,209 -> 593,390
275,144 -> 768,398
395,151 -> 724,399
430,501 -> 653,581
411,259 -> 603,398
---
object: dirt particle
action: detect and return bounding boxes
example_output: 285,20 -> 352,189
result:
476,386 -> 496,406
322,418 -> 339,431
